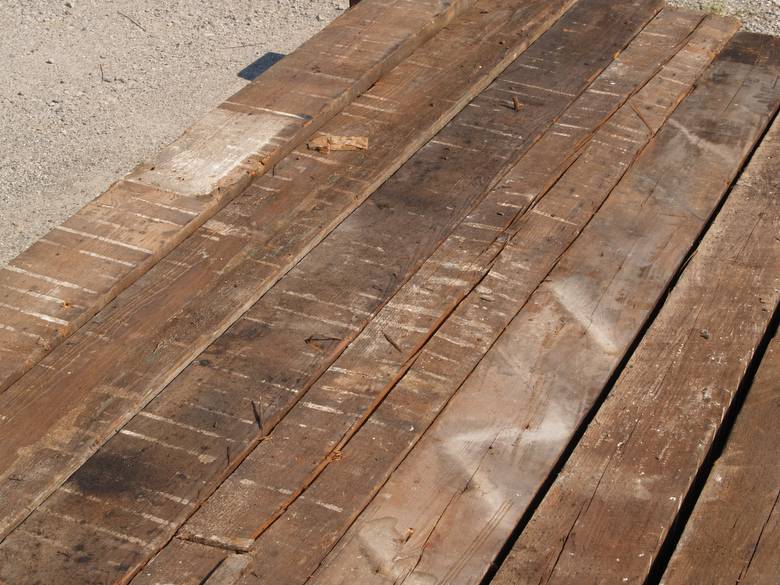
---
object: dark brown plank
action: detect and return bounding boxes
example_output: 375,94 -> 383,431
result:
0,0 -> 578,561
131,7 -> 732,585
180,0 -> 683,554
659,122 -> 780,585
308,31 -> 780,585
0,0 -> 475,395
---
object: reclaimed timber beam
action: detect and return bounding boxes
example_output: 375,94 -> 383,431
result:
0,0 -> 607,577
0,0 -> 475,394
307,31 -> 780,585
0,0 -> 679,581
0,0 -> 578,550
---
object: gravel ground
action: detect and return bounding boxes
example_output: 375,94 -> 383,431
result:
669,0 -> 780,34
0,0 -> 777,267
0,0 -> 346,266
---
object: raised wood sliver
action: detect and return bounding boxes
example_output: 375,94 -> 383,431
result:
0,2 -> 779,585
0,0 -> 475,394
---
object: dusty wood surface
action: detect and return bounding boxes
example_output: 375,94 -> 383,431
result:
0,1 -> 651,582
660,123 -> 780,585
307,29 -> 779,585
0,5 -> 595,583
236,14 -> 738,585
133,540 -> 227,585
0,4 -> 778,585
138,7 -> 736,585
0,0 -> 578,566
493,81 -> 780,585
0,0 -> 475,396
178,0 -> 674,554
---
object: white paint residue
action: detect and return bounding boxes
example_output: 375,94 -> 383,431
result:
548,277 -> 620,354
130,109 -> 293,196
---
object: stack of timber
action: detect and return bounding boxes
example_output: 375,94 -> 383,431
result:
0,0 -> 777,583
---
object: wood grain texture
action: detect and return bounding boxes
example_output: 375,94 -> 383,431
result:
307,30 -> 779,585
130,7 -> 732,585
0,0 -> 577,557
134,540 -> 227,585
493,81 -> 780,585
120,3 -> 712,584
179,0 -> 674,553
237,16 -> 737,585
659,122 -> 780,585
0,2 -> 660,582
0,2 -> 601,579
0,0 -> 474,395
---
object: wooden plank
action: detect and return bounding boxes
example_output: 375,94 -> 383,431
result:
0,2 -> 668,583
659,126 -> 780,585
179,0 -> 683,553
130,8 -> 731,585
494,94 -> 780,585
307,31 -> 780,585
181,0 -> 706,549
0,0 -> 475,395
202,555 -> 252,585
134,540 -> 227,585
0,0 -> 577,549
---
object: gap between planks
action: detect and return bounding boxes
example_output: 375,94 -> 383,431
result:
126,6 -> 744,584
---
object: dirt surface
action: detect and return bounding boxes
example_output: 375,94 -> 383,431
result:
668,0 -> 780,34
0,0 -> 777,267
0,0 -> 346,266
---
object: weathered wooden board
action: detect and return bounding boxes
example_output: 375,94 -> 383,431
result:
236,17 -> 738,585
306,31 -> 780,585
179,0 -> 684,555
659,124 -> 780,585
494,96 -> 780,585
0,0 -> 476,396
0,2 -> 668,582
131,8 -> 733,585
0,0 -> 577,555
134,540 -> 228,585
